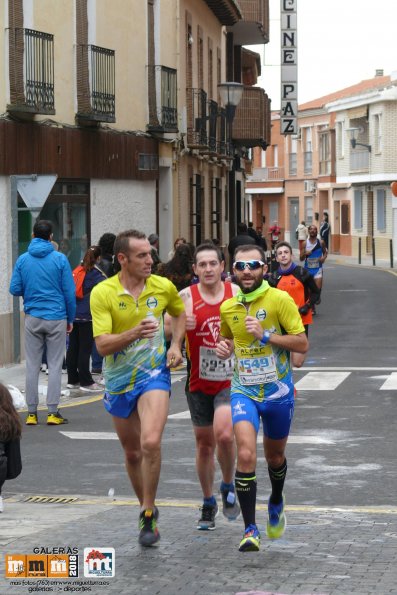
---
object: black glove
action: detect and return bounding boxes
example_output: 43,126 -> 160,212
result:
298,304 -> 310,315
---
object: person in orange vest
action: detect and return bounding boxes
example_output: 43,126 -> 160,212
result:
269,241 -> 320,367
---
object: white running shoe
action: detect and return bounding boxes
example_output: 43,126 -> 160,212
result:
80,383 -> 103,392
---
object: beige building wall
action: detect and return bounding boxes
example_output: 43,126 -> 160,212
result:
29,0 -> 76,124
175,1 -> 227,245
27,0 -> 160,131
95,1 -> 147,130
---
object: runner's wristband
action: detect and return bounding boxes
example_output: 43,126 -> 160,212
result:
260,330 -> 271,345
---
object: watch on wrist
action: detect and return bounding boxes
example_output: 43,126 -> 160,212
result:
260,330 -> 271,345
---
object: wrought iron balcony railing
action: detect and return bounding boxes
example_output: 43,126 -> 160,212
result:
77,44 -> 115,122
147,66 -> 178,132
8,28 -> 55,114
208,100 -> 218,153
186,88 -> 208,149
250,166 -> 285,181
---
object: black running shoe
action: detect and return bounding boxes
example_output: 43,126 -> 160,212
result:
197,502 -> 218,530
138,509 -> 160,546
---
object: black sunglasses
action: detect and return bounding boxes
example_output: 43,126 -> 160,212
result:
233,260 -> 265,271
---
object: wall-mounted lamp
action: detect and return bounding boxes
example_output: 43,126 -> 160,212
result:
347,127 -> 371,152
187,32 -> 194,46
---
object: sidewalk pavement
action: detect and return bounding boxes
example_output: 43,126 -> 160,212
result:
1,493 -> 397,594
0,363 -> 101,411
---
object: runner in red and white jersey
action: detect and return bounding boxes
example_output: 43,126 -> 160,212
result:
179,242 -> 240,530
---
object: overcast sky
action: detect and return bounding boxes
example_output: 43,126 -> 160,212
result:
250,0 -> 397,109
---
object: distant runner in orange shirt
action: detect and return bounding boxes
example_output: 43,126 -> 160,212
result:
269,241 -> 320,367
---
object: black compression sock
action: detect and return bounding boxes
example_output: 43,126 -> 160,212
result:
235,470 -> 257,527
268,459 -> 287,505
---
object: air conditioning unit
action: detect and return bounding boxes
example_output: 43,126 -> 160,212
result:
304,180 -> 316,193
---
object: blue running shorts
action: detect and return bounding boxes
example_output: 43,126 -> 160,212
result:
230,391 -> 294,440
104,377 -> 171,419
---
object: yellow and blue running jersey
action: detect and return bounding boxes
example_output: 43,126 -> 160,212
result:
219,283 -> 304,402
90,274 -> 184,394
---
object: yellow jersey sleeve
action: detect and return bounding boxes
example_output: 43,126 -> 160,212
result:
90,282 -> 114,337
164,279 -> 185,317
219,300 -> 234,339
276,289 -> 305,335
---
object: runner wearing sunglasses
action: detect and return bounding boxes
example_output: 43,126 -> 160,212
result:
215,245 -> 308,552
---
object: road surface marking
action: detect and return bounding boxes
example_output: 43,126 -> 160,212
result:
379,372 -> 397,390
295,371 -> 350,390
60,431 -> 118,440
168,410 -> 191,419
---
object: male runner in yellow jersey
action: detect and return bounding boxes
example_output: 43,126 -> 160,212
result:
90,229 -> 186,547
216,244 -> 308,552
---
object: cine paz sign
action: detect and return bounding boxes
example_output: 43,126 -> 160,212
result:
280,0 -> 298,135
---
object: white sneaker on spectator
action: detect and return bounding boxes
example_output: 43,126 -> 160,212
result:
66,383 -> 80,389
80,383 -> 103,392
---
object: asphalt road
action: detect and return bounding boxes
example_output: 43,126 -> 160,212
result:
11,262 -> 397,508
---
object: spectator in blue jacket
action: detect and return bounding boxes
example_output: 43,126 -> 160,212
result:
9,220 -> 76,426
66,246 -> 107,393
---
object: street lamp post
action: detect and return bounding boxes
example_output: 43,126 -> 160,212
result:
217,82 -> 244,239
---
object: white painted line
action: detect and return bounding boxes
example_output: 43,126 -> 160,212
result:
60,431 -> 118,440
288,435 -> 336,445
168,410 -> 191,419
256,434 -> 336,445
380,372 -> 397,390
295,371 -> 350,391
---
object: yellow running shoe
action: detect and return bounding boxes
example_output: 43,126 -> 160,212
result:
266,495 -> 286,539
238,524 -> 261,552
47,411 -> 68,425
26,413 -> 38,425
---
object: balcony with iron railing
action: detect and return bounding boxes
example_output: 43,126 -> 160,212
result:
186,88 -> 208,149
76,44 -> 115,123
8,28 -> 55,114
216,107 -> 233,158
250,166 -> 285,181
232,86 -> 271,149
147,66 -> 178,133
230,0 -> 269,45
